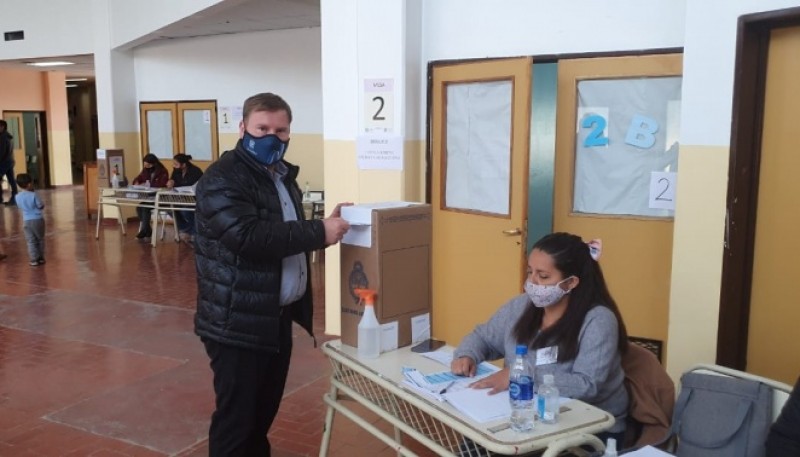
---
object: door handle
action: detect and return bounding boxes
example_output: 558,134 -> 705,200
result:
502,228 -> 522,236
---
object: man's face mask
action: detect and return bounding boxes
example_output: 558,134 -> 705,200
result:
242,131 -> 290,166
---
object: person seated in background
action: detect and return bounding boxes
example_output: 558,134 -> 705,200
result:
451,232 -> 629,444
766,375 -> 800,456
166,153 -> 203,242
131,153 -> 169,239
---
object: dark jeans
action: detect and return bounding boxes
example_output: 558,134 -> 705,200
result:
23,219 -> 45,261
136,205 -> 153,235
174,210 -> 195,235
203,309 -> 293,457
0,160 -> 17,202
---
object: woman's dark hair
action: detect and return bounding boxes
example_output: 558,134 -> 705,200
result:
142,153 -> 165,169
512,232 -> 628,361
173,153 -> 193,165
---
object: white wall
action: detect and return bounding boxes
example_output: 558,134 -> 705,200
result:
109,0 -> 224,49
422,0 -> 686,60
419,0 -> 687,133
134,27 -> 323,134
0,0 -> 93,59
681,0 -> 800,146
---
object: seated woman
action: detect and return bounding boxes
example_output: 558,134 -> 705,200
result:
451,232 -> 629,443
166,153 -> 203,241
131,153 -> 169,239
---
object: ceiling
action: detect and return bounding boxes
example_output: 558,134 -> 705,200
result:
0,0 -> 319,82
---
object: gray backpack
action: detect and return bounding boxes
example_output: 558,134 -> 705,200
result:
672,371 -> 772,457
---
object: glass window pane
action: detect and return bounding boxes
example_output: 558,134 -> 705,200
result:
146,110 -> 174,160
573,76 -> 681,217
182,110 -> 212,161
445,80 -> 512,215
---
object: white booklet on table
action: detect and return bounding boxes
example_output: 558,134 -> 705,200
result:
443,388 -> 511,423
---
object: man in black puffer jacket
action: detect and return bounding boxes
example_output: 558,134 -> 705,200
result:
194,93 -> 350,457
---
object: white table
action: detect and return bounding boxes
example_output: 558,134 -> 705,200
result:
320,340 -> 613,456
152,190 -> 196,247
95,188 -> 197,247
95,187 -> 158,240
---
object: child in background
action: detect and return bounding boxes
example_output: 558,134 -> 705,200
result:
15,173 -> 45,266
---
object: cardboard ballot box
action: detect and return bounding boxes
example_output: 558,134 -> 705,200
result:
96,148 -> 125,187
340,202 -> 432,350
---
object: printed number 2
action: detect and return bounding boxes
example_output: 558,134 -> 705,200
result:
656,178 -> 672,201
582,115 -> 609,147
372,96 -> 386,121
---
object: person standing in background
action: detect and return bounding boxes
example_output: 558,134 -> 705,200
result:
0,120 -> 18,206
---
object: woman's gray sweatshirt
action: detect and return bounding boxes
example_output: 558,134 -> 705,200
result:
453,293 -> 628,433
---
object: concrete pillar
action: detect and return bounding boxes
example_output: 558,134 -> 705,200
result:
320,0 -> 424,336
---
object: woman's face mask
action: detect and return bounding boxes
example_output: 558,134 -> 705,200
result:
242,131 -> 290,166
524,277 -> 574,308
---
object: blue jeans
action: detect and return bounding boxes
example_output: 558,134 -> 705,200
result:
174,210 -> 195,235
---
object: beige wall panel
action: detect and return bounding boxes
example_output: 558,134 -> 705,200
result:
666,145 -> 729,381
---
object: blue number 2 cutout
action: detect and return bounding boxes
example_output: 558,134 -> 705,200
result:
582,114 -> 609,147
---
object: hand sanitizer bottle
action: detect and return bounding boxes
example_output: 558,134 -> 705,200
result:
355,289 -> 381,359
537,374 -> 559,424
110,172 -> 120,189
603,437 -> 618,457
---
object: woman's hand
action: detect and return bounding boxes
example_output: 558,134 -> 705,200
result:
166,179 -> 175,189
451,356 -> 476,377
468,368 -> 510,395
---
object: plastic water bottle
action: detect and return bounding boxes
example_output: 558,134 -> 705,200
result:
356,289 -> 381,359
509,344 -> 535,432
110,172 -> 120,189
144,179 -> 150,189
537,373 -> 559,424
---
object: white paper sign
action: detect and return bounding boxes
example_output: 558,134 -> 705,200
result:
357,135 -> 403,170
381,321 -> 399,352
364,78 -> 394,133
96,149 -> 106,160
218,106 -> 240,133
203,110 -> 211,124
649,171 -> 677,210
411,313 -> 431,343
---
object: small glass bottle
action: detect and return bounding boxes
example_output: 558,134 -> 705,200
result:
537,373 -> 559,424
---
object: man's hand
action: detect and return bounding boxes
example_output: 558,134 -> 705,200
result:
329,202 -> 354,218
322,217 -> 350,245
166,179 -> 175,189
451,356 -> 477,377
468,368 -> 509,395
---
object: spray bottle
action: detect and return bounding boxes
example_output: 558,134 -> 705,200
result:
355,288 -> 381,359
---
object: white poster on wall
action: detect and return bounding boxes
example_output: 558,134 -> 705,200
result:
218,106 -> 241,133
356,134 -> 403,170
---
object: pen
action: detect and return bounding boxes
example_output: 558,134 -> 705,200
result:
438,381 -> 455,395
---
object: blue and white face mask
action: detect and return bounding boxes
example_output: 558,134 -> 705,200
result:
242,132 -> 290,166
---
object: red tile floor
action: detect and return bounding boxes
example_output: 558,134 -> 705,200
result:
0,187 -> 435,457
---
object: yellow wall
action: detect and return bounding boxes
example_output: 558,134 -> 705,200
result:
323,139 -> 426,336
666,144 -> 729,380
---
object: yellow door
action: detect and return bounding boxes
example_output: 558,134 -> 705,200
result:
746,26 -> 800,384
554,55 -> 682,349
431,58 -> 532,345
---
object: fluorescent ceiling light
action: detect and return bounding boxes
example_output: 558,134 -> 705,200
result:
66,84 -> 78,88
66,78 -> 87,82
28,61 -> 74,67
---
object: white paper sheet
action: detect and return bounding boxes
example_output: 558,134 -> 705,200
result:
444,388 -> 511,423
380,321 -> 398,352
621,446 -> 673,456
410,313 -> 431,343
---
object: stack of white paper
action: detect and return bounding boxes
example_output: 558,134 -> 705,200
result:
444,388 -> 510,423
